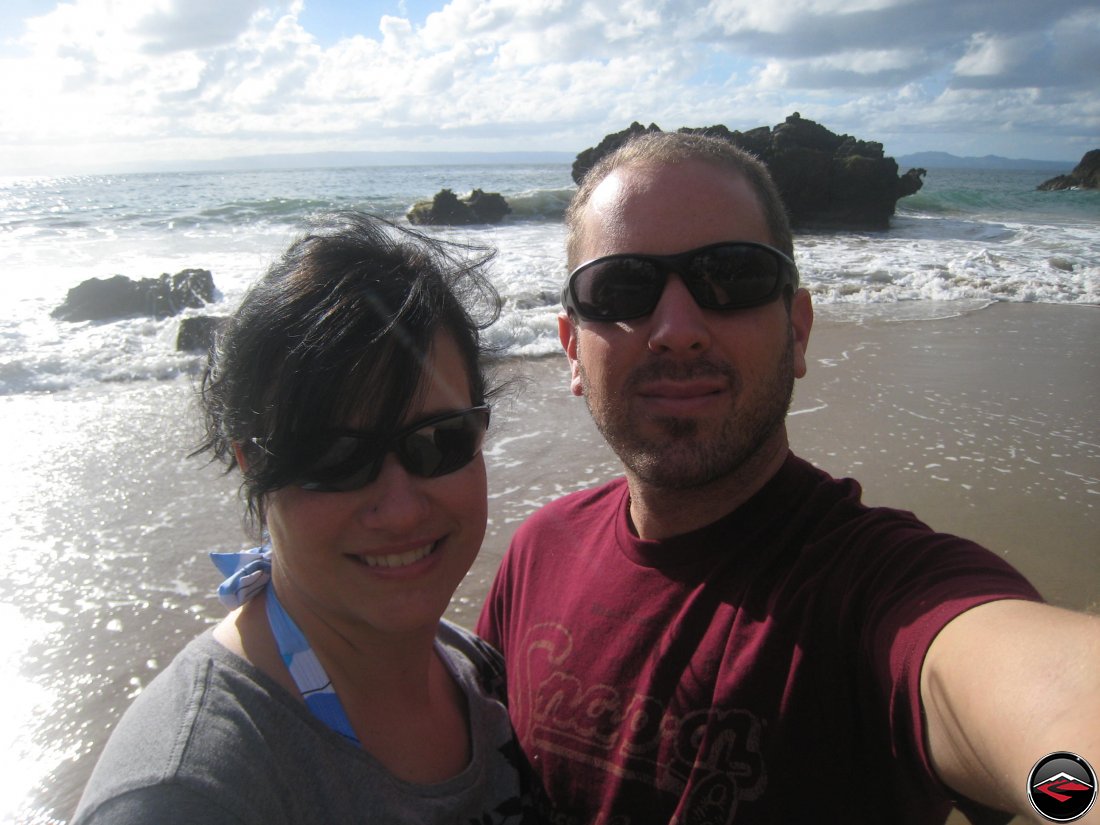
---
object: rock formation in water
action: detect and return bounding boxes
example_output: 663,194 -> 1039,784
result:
572,113 -> 926,231
1037,149 -> 1100,191
52,268 -> 215,322
407,188 -> 511,225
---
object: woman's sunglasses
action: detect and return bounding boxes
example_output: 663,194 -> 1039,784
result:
255,406 -> 490,493
561,241 -> 799,322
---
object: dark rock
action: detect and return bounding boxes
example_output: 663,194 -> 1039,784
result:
176,315 -> 226,352
52,268 -> 215,322
407,188 -> 512,226
1039,175 -> 1076,191
898,167 -> 927,198
571,121 -> 662,186
510,289 -> 561,310
408,189 -> 465,225
826,155 -> 919,229
772,112 -> 845,155
766,145 -> 834,224
572,113 -> 925,230
465,189 -> 511,223
1038,149 -> 1100,191
739,126 -> 776,158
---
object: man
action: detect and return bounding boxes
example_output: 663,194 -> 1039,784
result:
477,132 -> 1099,824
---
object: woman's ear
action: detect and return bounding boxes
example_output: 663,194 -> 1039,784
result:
233,442 -> 251,473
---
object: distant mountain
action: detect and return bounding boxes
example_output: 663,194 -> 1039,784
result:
128,150 -> 578,174
896,152 -> 1074,171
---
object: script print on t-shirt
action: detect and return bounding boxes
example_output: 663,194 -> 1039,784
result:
517,622 -> 767,824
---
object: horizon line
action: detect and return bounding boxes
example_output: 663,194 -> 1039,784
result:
1,147 -> 1080,179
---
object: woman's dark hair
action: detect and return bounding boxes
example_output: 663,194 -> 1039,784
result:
195,212 -> 502,528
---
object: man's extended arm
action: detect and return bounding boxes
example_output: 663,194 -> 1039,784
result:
921,599 -> 1100,822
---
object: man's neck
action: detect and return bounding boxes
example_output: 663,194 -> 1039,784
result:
625,430 -> 791,541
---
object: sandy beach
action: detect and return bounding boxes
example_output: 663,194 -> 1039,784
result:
9,300 -> 1098,823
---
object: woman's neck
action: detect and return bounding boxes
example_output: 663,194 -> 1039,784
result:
214,589 -> 471,783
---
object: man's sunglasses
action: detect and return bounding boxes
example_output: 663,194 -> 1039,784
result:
561,241 -> 799,322
255,406 -> 490,493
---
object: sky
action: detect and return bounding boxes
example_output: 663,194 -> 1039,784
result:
1,0 -> 1098,175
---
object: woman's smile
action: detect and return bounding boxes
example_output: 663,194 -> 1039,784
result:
352,540 -> 439,570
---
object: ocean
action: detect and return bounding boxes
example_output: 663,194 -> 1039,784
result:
3,164 -> 1098,395
1,162 -> 1097,822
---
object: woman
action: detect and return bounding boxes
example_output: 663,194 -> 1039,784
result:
73,213 -> 534,824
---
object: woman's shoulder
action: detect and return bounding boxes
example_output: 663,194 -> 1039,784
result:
91,627 -> 300,758
72,630 -> 296,825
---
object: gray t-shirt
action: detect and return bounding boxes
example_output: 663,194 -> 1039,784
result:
72,621 -> 534,824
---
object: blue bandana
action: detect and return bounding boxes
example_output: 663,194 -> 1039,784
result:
211,547 -> 272,609
211,548 -> 360,745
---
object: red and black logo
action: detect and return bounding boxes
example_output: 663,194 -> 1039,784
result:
1028,752 -> 1097,822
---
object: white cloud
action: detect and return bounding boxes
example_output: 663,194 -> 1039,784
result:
135,0 -> 275,53
1051,8 -> 1100,84
708,0 -> 909,36
954,32 -> 1032,78
19,0 -> 279,58
378,15 -> 415,53
0,0 -> 1097,173
767,47 -> 935,90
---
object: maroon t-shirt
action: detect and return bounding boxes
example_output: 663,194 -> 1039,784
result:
478,453 -> 1040,824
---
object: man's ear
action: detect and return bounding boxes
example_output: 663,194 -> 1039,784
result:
557,311 -> 584,397
790,288 -> 813,379
233,442 -> 251,473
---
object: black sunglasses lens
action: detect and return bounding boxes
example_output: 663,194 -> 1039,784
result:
687,246 -> 784,309
299,437 -> 384,492
397,409 -> 489,478
572,259 -> 664,320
